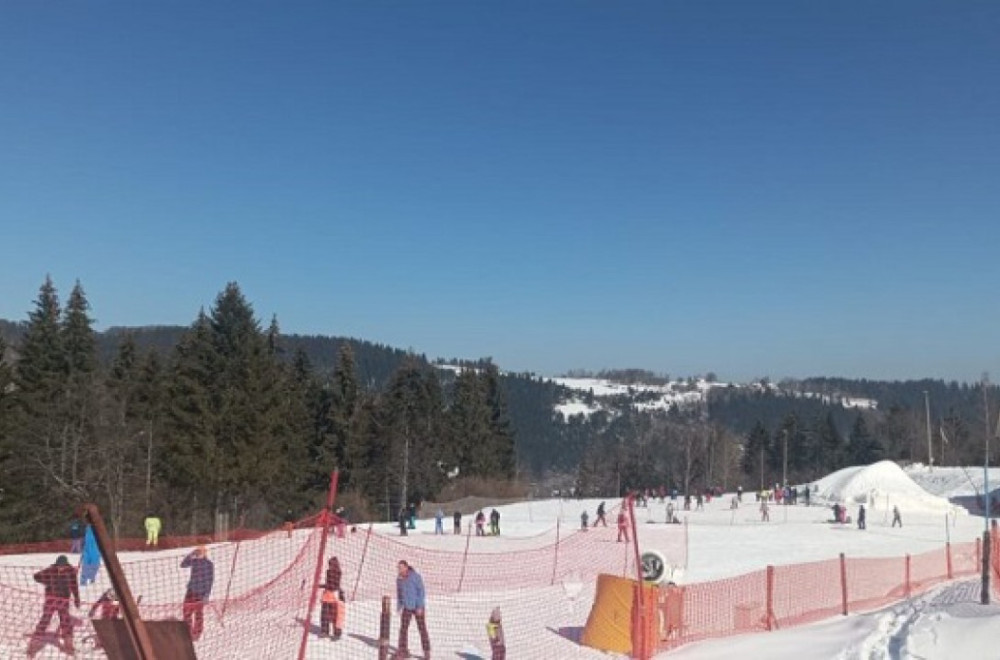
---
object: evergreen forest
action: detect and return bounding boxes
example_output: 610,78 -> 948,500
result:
0,277 -> 996,543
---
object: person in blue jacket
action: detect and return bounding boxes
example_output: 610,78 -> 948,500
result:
396,560 -> 430,659
181,546 -> 214,641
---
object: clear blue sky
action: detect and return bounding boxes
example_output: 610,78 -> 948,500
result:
2,1 -> 998,383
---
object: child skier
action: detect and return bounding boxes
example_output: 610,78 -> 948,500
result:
486,607 -> 506,660
320,588 -> 344,640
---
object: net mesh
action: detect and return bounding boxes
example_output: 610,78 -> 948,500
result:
0,502 -> 982,660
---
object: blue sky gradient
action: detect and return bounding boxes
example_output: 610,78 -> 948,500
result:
2,2 -> 998,382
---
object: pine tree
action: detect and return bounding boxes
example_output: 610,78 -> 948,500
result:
8,277 -> 70,538
846,413 -> 882,466
741,421 -> 770,490
61,280 -> 98,491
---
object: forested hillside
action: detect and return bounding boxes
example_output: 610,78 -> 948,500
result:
2,279 -> 996,544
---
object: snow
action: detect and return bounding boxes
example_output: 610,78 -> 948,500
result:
5,464 -> 1000,659
812,460 -> 962,516
905,463 -> 1000,499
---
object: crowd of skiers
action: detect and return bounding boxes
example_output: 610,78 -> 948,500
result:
400,504 -> 504,537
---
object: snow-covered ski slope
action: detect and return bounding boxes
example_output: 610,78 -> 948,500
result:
5,465 -> 1000,659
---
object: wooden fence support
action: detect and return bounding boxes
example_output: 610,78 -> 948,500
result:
905,554 -> 911,598
765,565 -> 776,631
839,553 -> 848,616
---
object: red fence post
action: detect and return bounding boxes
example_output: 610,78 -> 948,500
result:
550,518 -> 561,586
946,542 -> 953,580
905,554 -> 911,598
298,470 -> 339,660
626,495 -> 651,660
839,553 -> 848,616
765,565 -> 776,631
977,536 -> 982,570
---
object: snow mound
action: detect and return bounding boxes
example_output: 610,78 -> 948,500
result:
813,461 -> 960,515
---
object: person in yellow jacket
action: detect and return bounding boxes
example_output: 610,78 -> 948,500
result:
144,513 -> 162,547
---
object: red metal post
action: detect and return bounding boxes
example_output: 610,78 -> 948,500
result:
297,470 -> 339,660
946,542 -> 953,580
839,553 -> 848,616
977,536 -> 982,569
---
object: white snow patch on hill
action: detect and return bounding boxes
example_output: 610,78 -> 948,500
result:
813,461 -> 961,516
905,463 -> 1000,499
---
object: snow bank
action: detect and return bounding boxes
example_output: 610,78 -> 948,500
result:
813,461 -> 960,515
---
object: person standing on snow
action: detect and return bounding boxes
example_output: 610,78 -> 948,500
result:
486,607 -> 506,660
181,546 -> 214,641
857,504 -> 866,530
892,505 -> 902,528
594,501 -> 607,527
489,509 -> 501,536
760,499 -> 770,522
31,555 -> 80,653
581,510 -> 589,530
434,508 -> 445,535
453,510 -> 462,535
617,510 -> 630,542
475,510 -> 486,536
395,560 -> 431,660
68,517 -> 84,554
399,507 -> 409,537
144,513 -> 162,548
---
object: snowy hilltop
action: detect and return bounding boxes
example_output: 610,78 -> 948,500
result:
548,375 -> 877,419
812,460 -> 961,516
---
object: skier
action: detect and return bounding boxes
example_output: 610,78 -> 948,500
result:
181,546 -> 214,641
580,510 -> 589,530
695,493 -> 704,511
594,501 -> 607,527
319,587 -> 344,640
324,556 -> 342,593
144,513 -> 161,547
434,508 -> 444,535
475,510 -> 486,536
395,560 -> 431,660
408,503 -> 417,530
31,555 -> 80,654
892,505 -> 902,528
68,517 -> 84,554
666,502 -> 675,524
88,588 -> 121,650
857,504 -> 866,530
489,509 -> 501,536
453,510 -> 462,535
760,499 -> 770,522
486,607 -> 506,660
831,503 -> 842,524
617,510 -> 630,542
